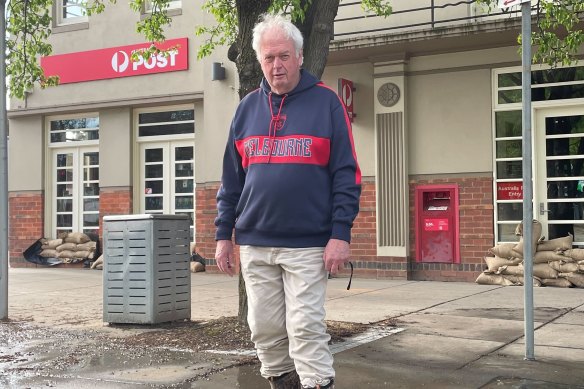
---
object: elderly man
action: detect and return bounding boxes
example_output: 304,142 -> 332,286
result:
215,14 -> 361,389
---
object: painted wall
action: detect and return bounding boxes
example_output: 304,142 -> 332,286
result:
99,107 -> 132,187
8,116 -> 44,191
407,68 -> 493,174
322,62 -> 376,177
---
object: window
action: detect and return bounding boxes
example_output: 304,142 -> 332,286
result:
493,64 -> 584,244
145,0 -> 181,12
56,0 -> 87,26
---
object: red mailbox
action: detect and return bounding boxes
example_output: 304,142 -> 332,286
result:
415,185 -> 460,263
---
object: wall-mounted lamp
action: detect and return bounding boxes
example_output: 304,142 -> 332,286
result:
211,62 -> 226,81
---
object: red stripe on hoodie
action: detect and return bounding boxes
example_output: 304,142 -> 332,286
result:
235,135 -> 330,168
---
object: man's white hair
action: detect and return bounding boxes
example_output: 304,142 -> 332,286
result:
252,14 -> 304,61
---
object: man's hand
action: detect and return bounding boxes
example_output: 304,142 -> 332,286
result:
323,238 -> 350,275
215,240 -> 235,277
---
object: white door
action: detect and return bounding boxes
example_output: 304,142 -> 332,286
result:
52,147 -> 100,237
536,106 -> 584,244
139,140 -> 195,238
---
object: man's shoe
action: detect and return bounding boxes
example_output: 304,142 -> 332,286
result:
267,370 -> 301,389
303,379 -> 334,389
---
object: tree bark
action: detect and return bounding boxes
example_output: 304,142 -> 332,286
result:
234,0 -> 271,324
296,0 -> 340,79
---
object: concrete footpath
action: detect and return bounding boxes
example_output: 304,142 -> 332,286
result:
2,267 -> 584,388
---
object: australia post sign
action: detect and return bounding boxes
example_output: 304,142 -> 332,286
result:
41,38 -> 188,84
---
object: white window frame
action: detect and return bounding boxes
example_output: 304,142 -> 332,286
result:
45,113 -> 100,238
492,62 -> 584,244
133,104 -> 196,241
145,0 -> 181,12
56,0 -> 88,26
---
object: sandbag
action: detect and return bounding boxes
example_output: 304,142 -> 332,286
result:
484,256 -> 522,273
190,261 -> 205,273
559,272 -> 584,287
56,242 -> 77,252
57,250 -> 76,259
541,278 -> 573,288
533,251 -> 568,264
514,220 -> 542,256
475,272 -> 516,286
39,249 -> 58,258
537,234 -> 573,252
64,232 -> 91,244
76,241 -> 97,251
73,250 -> 91,259
42,239 -> 63,250
499,265 -> 523,276
565,248 -> 584,261
502,275 -> 542,287
519,263 -> 559,279
91,255 -> 103,270
488,243 -> 517,259
548,261 -> 580,273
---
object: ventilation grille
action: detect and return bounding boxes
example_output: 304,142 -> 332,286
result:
377,112 -> 406,247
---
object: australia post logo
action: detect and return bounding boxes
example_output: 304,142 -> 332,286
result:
41,38 -> 188,85
111,49 -> 179,73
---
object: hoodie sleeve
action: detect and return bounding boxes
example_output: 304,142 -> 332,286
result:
328,102 -> 362,243
215,125 -> 246,241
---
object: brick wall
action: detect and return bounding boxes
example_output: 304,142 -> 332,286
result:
195,179 -> 406,279
195,183 -> 221,260
99,187 -> 133,237
9,191 -> 44,267
408,176 -> 494,282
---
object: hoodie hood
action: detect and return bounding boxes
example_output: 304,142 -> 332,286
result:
260,69 -> 320,97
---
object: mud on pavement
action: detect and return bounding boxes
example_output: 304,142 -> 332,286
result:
0,318 -> 257,388
0,316 -> 376,388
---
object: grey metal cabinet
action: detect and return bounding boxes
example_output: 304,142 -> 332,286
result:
103,214 -> 191,324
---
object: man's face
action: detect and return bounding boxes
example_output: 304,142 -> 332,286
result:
258,29 -> 303,95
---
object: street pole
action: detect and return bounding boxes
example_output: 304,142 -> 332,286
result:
0,0 -> 8,321
521,0 -> 535,361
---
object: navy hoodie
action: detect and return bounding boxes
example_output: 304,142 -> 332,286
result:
215,70 -> 361,248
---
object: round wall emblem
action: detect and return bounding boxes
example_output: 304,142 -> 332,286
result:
377,82 -> 401,107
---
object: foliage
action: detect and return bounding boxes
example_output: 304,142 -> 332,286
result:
476,0 -> 584,67
6,0 -> 57,99
6,0 -> 173,99
194,0 -> 237,59
194,0 -> 393,60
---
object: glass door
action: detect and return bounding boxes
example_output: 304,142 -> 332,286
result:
536,107 -> 584,244
53,147 -> 99,237
140,141 -> 195,238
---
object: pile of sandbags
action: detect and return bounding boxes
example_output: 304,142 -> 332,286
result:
39,232 -> 98,264
476,220 -> 584,288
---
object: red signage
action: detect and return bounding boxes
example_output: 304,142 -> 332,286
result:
497,182 -> 523,200
338,78 -> 355,122
41,38 -> 189,84
424,219 -> 449,231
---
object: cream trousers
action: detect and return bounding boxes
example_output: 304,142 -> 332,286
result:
239,245 -> 334,388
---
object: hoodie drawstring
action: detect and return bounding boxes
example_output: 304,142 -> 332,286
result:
267,92 -> 286,163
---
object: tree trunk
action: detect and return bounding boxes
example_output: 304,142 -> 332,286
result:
296,0 -> 340,79
234,0 -> 271,324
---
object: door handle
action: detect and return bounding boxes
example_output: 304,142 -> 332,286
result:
539,203 -> 552,215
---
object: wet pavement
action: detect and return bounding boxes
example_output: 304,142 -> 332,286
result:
2,268 -> 584,388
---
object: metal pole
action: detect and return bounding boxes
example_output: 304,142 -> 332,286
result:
0,0 -> 9,321
521,0 -> 534,361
